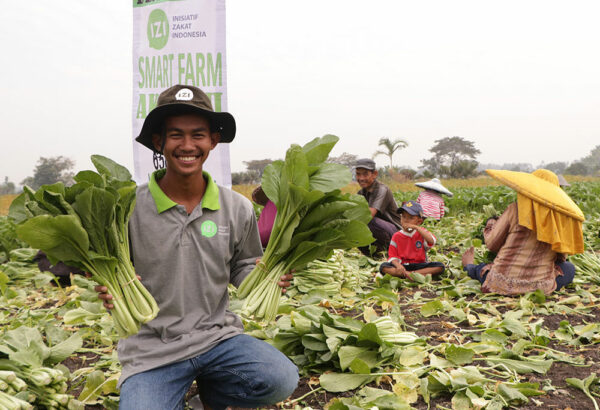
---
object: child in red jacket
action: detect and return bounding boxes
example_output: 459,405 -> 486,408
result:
379,201 -> 445,279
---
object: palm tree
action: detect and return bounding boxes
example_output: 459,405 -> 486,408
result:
372,138 -> 409,168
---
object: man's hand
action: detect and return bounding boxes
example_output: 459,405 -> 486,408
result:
396,264 -> 410,279
404,223 -> 420,232
94,284 -> 114,310
385,262 -> 409,278
278,273 -> 294,293
256,258 -> 294,293
87,273 -> 141,310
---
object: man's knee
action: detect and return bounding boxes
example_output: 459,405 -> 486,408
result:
379,262 -> 395,274
430,261 -> 445,275
256,359 -> 299,403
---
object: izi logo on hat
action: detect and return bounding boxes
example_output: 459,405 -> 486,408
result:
175,88 -> 194,101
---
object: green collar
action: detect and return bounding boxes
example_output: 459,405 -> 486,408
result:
148,169 -> 220,213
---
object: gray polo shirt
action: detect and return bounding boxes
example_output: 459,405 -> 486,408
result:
117,169 -> 262,386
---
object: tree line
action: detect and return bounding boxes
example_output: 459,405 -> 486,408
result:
1,156 -> 74,194
232,138 -> 600,184
1,141 -> 599,194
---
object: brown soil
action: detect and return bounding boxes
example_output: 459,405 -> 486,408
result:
63,292 -> 599,410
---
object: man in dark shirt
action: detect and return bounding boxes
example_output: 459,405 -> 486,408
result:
355,158 -> 402,253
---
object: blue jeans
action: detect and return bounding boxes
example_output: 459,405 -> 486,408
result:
464,261 -> 575,291
119,334 -> 299,410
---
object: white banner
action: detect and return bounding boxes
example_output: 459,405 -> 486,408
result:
132,0 -> 231,186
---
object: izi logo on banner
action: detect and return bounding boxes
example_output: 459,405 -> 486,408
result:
147,9 -> 169,50
133,0 -> 231,186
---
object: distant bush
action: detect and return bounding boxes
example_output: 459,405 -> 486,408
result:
232,170 -> 260,185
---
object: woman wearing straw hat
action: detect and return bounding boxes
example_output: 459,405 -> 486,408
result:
461,169 -> 583,296
415,178 -> 453,220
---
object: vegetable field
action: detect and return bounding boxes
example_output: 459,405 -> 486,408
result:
1,180 -> 600,409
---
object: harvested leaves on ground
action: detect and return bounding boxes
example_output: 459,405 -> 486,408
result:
0,181 -> 599,409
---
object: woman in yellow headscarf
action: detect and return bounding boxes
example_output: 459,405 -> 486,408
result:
461,169 -> 583,295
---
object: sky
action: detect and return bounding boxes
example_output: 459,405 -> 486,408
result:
2,1 -> 599,185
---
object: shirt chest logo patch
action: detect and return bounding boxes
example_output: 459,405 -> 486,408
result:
201,220 -> 218,238
415,241 -> 423,249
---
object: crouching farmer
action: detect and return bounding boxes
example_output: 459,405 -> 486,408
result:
462,168 -> 582,295
355,158 -> 403,253
95,84 -> 298,409
379,201 -> 445,279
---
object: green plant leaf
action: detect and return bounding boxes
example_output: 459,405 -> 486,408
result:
302,134 -> 339,165
72,187 -> 117,255
369,394 -> 412,410
7,192 -> 29,223
301,334 -> 329,351
497,383 -> 529,405
452,391 -> 471,410
319,372 -> 374,392
566,373 -> 600,410
261,160 -> 284,207
74,170 -> 106,187
508,382 -> 545,397
91,154 -> 132,181
349,358 -> 371,374
485,357 -> 552,374
357,323 -> 384,346
481,329 -> 509,344
308,163 -> 352,192
78,370 -> 106,403
399,346 -> 428,367
338,346 -> 378,371
445,345 -> 474,365
0,270 -> 8,296
16,215 -> 89,265
364,288 -> 398,304
421,299 -> 444,317
47,333 -> 83,364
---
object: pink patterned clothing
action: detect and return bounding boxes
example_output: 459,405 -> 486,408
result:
417,190 -> 445,220
257,201 -> 277,248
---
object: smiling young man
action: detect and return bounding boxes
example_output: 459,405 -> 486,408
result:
355,158 -> 402,254
96,85 -> 298,409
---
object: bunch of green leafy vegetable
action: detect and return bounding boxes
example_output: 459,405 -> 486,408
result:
268,305 -> 422,378
8,155 -> 158,338
237,135 -> 374,321
288,250 -> 372,296
0,326 -> 83,408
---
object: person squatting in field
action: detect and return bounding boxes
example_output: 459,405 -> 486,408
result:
251,185 -> 276,248
95,84 -> 298,409
462,168 -> 582,296
355,158 -> 403,254
379,200 -> 445,279
415,178 -> 453,220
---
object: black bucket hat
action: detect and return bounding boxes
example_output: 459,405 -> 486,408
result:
136,85 -> 236,151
